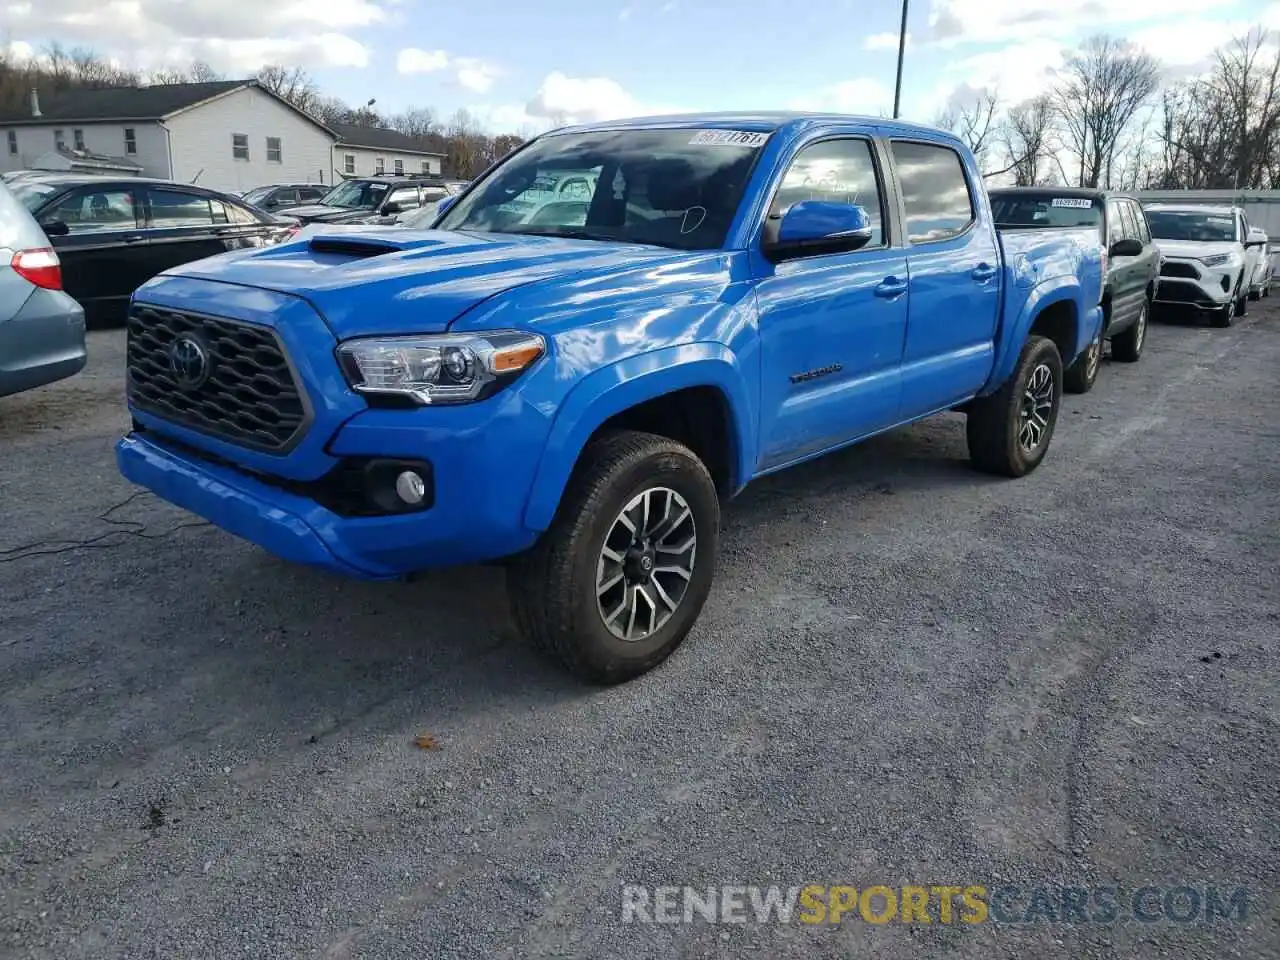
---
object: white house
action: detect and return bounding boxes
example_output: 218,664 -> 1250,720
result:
331,122 -> 445,179
0,80 -> 337,195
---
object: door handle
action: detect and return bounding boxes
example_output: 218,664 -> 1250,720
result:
971,263 -> 997,282
122,235 -> 145,244
874,276 -> 908,299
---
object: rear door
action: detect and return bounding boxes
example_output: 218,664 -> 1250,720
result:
889,138 -> 1001,418
142,186 -> 227,278
40,184 -> 149,325
1124,199 -> 1159,310
1106,200 -> 1144,331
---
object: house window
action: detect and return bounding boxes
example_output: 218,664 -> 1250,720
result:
421,160 -> 429,174
124,128 -> 137,155
375,157 -> 385,174
266,137 -> 282,163
344,153 -> 355,174
6,130 -> 15,156
232,133 -> 249,160
394,158 -> 404,175
54,129 -> 65,150
73,128 -> 85,151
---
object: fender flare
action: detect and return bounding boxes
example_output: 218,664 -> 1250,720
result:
986,278 -> 1100,392
522,343 -> 756,532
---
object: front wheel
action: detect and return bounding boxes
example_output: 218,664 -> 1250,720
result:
1063,327 -> 1102,394
507,430 -> 720,684
1111,299 -> 1148,363
966,335 -> 1063,478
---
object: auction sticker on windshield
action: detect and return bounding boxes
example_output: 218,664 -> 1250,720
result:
1051,198 -> 1094,208
689,130 -> 770,147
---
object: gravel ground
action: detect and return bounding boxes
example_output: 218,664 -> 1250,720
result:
0,304 -> 1276,960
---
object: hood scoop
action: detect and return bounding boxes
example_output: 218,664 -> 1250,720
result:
308,235 -> 405,259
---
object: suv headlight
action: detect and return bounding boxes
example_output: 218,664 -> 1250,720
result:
1200,252 -> 1241,268
337,331 -> 545,405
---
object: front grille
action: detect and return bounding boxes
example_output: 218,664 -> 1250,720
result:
1160,261 -> 1200,279
127,305 -> 308,452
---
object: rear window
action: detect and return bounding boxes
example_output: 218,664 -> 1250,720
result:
990,193 -> 1102,229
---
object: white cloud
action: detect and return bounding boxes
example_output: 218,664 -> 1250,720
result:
2,0 -> 386,72
864,32 -> 910,51
396,48 -> 449,74
927,0 -> 1237,45
1130,18 -> 1253,67
524,71 -> 682,124
787,78 -> 893,116
454,57 -> 501,94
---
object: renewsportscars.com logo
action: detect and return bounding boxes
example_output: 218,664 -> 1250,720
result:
620,884 -> 1251,926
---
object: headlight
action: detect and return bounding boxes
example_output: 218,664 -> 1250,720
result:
1200,252 -> 1241,268
336,331 -> 545,405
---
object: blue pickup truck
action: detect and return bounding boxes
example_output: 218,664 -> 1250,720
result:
117,113 -> 1104,683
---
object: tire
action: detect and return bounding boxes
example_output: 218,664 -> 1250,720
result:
507,429 -> 720,684
1110,299 -> 1148,363
1249,287 -> 1261,301
966,335 -> 1063,478
1063,326 -> 1101,394
1235,276 -> 1248,317
1210,296 -> 1235,328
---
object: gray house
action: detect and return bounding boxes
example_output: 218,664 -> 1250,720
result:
331,122 -> 445,179
0,81 -> 338,195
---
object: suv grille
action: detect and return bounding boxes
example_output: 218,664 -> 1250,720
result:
1161,261 -> 1201,279
127,305 -> 308,452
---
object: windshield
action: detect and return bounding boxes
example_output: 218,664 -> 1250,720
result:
989,193 -> 1102,230
436,127 -> 768,250
241,187 -> 273,205
398,199 -> 445,228
11,180 -> 61,213
320,180 -> 390,209
1146,210 -> 1237,242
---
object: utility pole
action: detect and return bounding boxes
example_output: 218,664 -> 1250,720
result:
893,0 -> 909,119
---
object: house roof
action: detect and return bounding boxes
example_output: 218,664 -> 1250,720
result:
0,81 -> 335,139
331,122 -> 444,157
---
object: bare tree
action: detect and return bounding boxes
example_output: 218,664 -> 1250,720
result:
257,65 -> 318,112
389,107 -> 439,139
1000,94 -> 1055,185
935,86 -> 1002,171
1054,34 -> 1160,188
1156,28 -> 1280,188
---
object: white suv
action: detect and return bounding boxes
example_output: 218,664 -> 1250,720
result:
1146,203 -> 1265,327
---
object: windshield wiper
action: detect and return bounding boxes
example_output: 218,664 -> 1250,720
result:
510,228 -> 683,250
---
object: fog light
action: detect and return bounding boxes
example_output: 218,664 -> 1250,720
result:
395,470 -> 427,505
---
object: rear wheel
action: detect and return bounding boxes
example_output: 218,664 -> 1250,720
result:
966,335 -> 1063,478
1111,299 -> 1148,363
507,430 -> 719,684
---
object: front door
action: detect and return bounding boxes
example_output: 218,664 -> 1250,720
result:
753,135 -> 909,472
889,139 -> 1002,419
43,184 -> 150,325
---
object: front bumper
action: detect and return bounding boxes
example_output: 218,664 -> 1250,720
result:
1153,259 -> 1237,311
117,412 -> 548,576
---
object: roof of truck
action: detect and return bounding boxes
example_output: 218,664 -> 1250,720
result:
552,111 -> 950,140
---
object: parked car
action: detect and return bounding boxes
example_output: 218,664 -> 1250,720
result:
240,183 -> 329,213
1143,203 -> 1264,327
276,176 -> 464,225
355,180 -> 471,226
116,112 -> 1104,683
1246,226 -> 1272,299
10,174 -> 300,326
990,187 -> 1159,393
0,179 -> 86,398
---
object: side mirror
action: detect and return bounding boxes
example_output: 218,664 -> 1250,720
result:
435,195 -> 458,218
40,219 -> 70,238
1110,237 -> 1143,257
1246,238 -> 1267,248
381,201 -> 404,215
764,201 -> 874,261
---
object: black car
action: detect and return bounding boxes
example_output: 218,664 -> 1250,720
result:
12,174 -> 299,327
240,183 -> 329,213
276,176 -> 463,225
989,187 -> 1161,393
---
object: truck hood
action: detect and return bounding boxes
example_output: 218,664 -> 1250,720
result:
157,228 -> 688,339
1153,239 -> 1240,260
